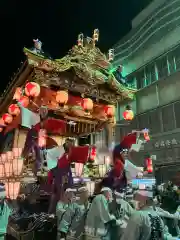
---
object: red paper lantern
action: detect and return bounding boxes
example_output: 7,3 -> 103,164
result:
25,82 -> 40,97
8,104 -> 20,116
146,158 -> 153,173
2,113 -> 13,124
89,146 -> 96,161
123,110 -> 134,121
19,96 -> 29,108
104,105 -> 115,118
56,91 -> 68,105
13,87 -> 22,101
82,98 -> 93,112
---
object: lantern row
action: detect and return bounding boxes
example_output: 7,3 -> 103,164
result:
0,82 -> 41,132
0,148 -> 23,200
0,82 -> 117,132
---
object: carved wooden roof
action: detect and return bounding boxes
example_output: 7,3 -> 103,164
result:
24,44 -> 136,104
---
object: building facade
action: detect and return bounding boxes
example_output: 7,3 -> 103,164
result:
113,0 -> 180,168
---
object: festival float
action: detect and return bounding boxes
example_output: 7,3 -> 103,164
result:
0,30 -> 136,239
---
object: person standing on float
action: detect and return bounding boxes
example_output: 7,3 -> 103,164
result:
109,131 -> 146,191
48,139 -> 74,213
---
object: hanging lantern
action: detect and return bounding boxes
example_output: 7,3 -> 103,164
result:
0,164 -> 4,178
56,91 -> 68,106
123,105 -> 134,121
13,148 -> 22,158
6,151 -> 13,161
1,154 -> 6,163
25,82 -> 40,98
74,163 -> 84,177
19,96 -> 29,107
89,146 -> 96,161
5,182 -> 20,200
104,105 -> 115,118
86,181 -> 95,196
146,157 -> 153,173
13,87 -> 22,101
4,162 -> 13,177
8,104 -> 20,116
38,129 -> 47,148
82,98 -> 93,112
98,164 -> 107,178
12,159 -> 23,176
2,113 -> 13,124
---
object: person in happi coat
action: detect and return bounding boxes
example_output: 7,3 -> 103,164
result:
48,139 -> 74,213
109,190 -> 135,239
85,187 -> 117,240
56,188 -> 76,236
0,184 -> 12,240
121,190 -> 178,240
58,186 -> 90,240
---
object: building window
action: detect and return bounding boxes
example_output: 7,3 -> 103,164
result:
136,69 -> 146,89
172,45 -> 180,71
145,63 -> 156,84
156,56 -> 168,80
127,75 -> 137,88
167,52 -> 176,74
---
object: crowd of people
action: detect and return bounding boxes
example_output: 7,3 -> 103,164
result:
54,181 -> 180,240
1,180 -> 180,240
1,130 -> 180,240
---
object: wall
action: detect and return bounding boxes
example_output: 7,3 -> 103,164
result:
116,70 -> 180,166
132,0 -> 166,28
136,70 -> 180,113
113,0 -> 180,74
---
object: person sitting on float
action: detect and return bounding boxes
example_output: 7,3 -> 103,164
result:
109,130 -> 147,190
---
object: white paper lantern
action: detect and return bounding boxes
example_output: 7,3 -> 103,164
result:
86,181 -> 95,196
74,163 -> 84,177
5,182 -> 20,200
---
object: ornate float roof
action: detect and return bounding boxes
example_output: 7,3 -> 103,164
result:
24,37 -> 136,104
0,33 -> 137,136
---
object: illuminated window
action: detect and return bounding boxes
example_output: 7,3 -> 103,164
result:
136,69 -> 146,89
167,52 -> 176,74
156,56 -> 168,79
173,45 -> 180,71
145,63 -> 156,84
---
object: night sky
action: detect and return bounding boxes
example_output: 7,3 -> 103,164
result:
0,0 -> 152,93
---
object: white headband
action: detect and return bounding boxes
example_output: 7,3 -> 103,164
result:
65,188 -> 76,192
136,190 -> 153,198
